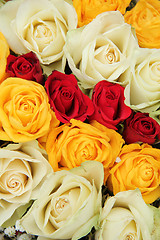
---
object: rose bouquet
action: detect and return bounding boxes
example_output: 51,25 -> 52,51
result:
0,0 -> 159,239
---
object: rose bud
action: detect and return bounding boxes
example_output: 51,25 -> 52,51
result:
89,80 -> 132,130
6,52 -> 44,84
45,70 -> 94,123
123,112 -> 160,144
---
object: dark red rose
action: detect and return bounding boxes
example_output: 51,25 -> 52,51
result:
45,70 -> 94,123
89,80 -> 132,130
6,52 -> 44,84
123,112 -> 160,144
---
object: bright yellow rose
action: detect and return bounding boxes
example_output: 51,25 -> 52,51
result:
0,77 -> 53,142
0,32 -> 10,83
38,111 -> 60,149
46,119 -> 124,182
124,0 -> 160,48
73,0 -> 131,27
107,143 -> 160,204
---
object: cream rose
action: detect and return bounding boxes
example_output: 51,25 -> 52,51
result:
124,48 -> 160,112
63,11 -> 138,90
0,140 -> 53,227
95,189 -> 154,240
0,0 -> 77,65
20,161 -> 104,240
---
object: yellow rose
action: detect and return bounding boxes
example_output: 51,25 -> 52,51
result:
107,143 -> 160,204
124,0 -> 160,48
0,32 -> 10,83
46,119 -> 124,182
38,111 -> 60,150
73,0 -> 131,27
0,77 -> 53,142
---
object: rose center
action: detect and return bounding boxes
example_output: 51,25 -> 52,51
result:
74,139 -> 98,164
55,197 -> 70,214
124,233 -> 135,240
150,61 -> 160,82
82,147 -> 90,159
105,49 -> 116,63
141,166 -> 153,181
26,19 -> 56,52
19,63 -> 31,72
11,95 -> 39,127
142,121 -> 150,130
5,173 -> 28,195
139,8 -> 156,23
8,178 -> 19,188
19,101 -> 34,112
94,44 -> 120,64
61,90 -> 72,100
34,23 -> 52,39
105,91 -> 115,100
14,59 -> 32,73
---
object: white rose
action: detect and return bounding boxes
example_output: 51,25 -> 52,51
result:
0,140 -> 53,226
0,0 -> 77,65
149,205 -> 160,240
20,161 -> 104,240
95,189 -> 154,240
63,11 -> 138,90
124,48 -> 160,112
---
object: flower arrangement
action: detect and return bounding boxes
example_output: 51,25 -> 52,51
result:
0,0 -> 159,239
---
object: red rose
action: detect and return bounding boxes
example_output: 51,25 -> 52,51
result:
89,80 -> 132,130
45,70 -> 94,123
123,112 -> 160,144
6,52 -> 44,84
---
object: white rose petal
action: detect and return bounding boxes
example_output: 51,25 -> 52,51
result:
0,140 -> 53,226
63,11 -> 138,90
124,48 -> 160,112
95,189 -> 154,240
0,0 -> 25,53
0,0 -> 77,65
20,161 -> 104,240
